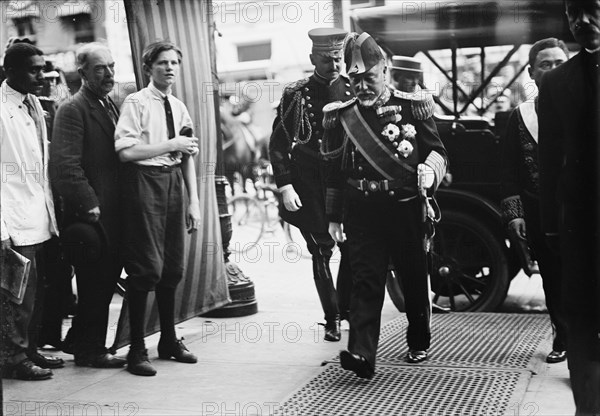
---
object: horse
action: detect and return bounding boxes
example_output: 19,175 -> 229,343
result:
221,109 -> 269,195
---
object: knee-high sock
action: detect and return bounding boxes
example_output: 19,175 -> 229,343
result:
156,286 -> 176,342
128,289 -> 148,350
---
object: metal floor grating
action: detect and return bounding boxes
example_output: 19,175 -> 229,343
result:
276,364 -> 531,416
375,312 -> 551,369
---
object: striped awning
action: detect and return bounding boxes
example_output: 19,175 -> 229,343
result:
111,0 -> 229,350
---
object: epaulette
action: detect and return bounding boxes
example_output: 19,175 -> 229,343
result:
322,98 -> 357,129
392,88 -> 435,120
282,77 -> 310,95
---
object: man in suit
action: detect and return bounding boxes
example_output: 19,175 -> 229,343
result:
1,42 -> 61,380
501,38 -> 570,364
323,32 -> 447,379
538,1 -> 600,413
50,42 -> 126,368
269,28 -> 353,341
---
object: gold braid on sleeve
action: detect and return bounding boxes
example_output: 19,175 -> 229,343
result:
320,129 -> 347,160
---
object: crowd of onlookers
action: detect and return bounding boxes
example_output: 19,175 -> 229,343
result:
1,1 -> 598,415
1,38 -> 200,380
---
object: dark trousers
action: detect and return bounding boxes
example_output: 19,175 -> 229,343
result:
2,243 -> 46,364
300,230 -> 340,321
122,164 -> 186,292
560,203 -> 600,414
523,196 -> 568,351
345,195 -> 431,367
39,236 -> 73,347
336,242 -> 352,321
71,242 -> 121,356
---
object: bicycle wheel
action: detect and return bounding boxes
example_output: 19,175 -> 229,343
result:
228,194 -> 266,254
282,222 -> 311,259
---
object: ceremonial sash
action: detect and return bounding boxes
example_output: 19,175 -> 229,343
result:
340,104 -> 415,180
519,101 -> 538,143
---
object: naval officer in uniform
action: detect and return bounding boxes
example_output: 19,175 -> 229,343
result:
322,32 -> 447,379
269,28 -> 354,342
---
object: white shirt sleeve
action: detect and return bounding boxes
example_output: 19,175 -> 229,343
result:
115,95 -> 143,152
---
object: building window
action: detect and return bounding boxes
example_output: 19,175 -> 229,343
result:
13,17 -> 35,37
237,42 -> 271,62
349,0 -> 384,8
62,13 -> 94,44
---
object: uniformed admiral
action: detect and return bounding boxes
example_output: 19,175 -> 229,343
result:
269,28 -> 354,342
322,32 -> 447,379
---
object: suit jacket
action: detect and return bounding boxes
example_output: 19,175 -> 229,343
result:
538,50 -> 599,235
538,49 -> 600,354
50,86 -> 122,249
269,74 -> 353,232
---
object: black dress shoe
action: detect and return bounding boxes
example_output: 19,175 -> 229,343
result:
546,350 -> 567,363
324,316 -> 341,342
406,349 -> 428,363
158,338 -> 197,363
127,348 -> 156,376
339,350 -> 374,379
75,353 -> 126,368
432,303 -> 450,314
8,359 -> 53,380
28,352 -> 65,369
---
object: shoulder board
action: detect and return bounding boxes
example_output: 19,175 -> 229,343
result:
392,88 -> 435,120
392,89 -> 413,101
323,98 -> 357,129
283,78 -> 310,95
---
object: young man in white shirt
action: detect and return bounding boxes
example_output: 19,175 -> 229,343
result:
115,41 -> 200,376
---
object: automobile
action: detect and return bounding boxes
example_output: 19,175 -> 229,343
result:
349,0 -> 573,311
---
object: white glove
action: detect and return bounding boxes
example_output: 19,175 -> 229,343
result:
328,222 -> 346,243
418,163 -> 436,189
280,184 -> 302,212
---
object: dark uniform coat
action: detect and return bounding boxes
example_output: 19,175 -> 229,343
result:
269,74 -> 353,233
324,87 -> 447,366
325,89 -> 446,220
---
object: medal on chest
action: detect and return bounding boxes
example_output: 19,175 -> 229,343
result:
381,123 -> 416,158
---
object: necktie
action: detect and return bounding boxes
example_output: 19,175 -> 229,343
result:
23,95 -> 44,157
164,96 -> 179,160
164,96 -> 176,139
100,96 -> 119,126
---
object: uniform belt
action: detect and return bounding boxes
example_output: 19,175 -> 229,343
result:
292,144 -> 322,160
347,178 -> 408,192
132,163 -> 181,172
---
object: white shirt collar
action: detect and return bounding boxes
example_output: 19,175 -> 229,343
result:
585,46 -> 600,54
148,81 -> 171,100
2,80 -> 29,106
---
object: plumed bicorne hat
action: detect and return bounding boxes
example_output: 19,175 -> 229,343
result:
344,32 -> 384,76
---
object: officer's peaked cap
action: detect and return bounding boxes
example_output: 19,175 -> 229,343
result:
308,27 -> 348,57
345,32 -> 384,75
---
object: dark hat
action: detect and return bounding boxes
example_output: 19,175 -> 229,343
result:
308,27 -> 348,57
60,221 -> 108,265
390,56 -> 423,73
345,32 -> 384,75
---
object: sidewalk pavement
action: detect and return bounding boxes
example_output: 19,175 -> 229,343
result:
3,237 -> 576,416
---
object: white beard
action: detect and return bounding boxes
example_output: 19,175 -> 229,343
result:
357,96 -> 378,107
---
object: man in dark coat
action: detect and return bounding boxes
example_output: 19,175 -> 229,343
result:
323,32 -> 447,379
269,28 -> 353,341
501,37 -> 570,364
538,0 -> 600,413
50,42 -> 126,368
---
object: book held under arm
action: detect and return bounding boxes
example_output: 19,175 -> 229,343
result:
1,248 -> 31,305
